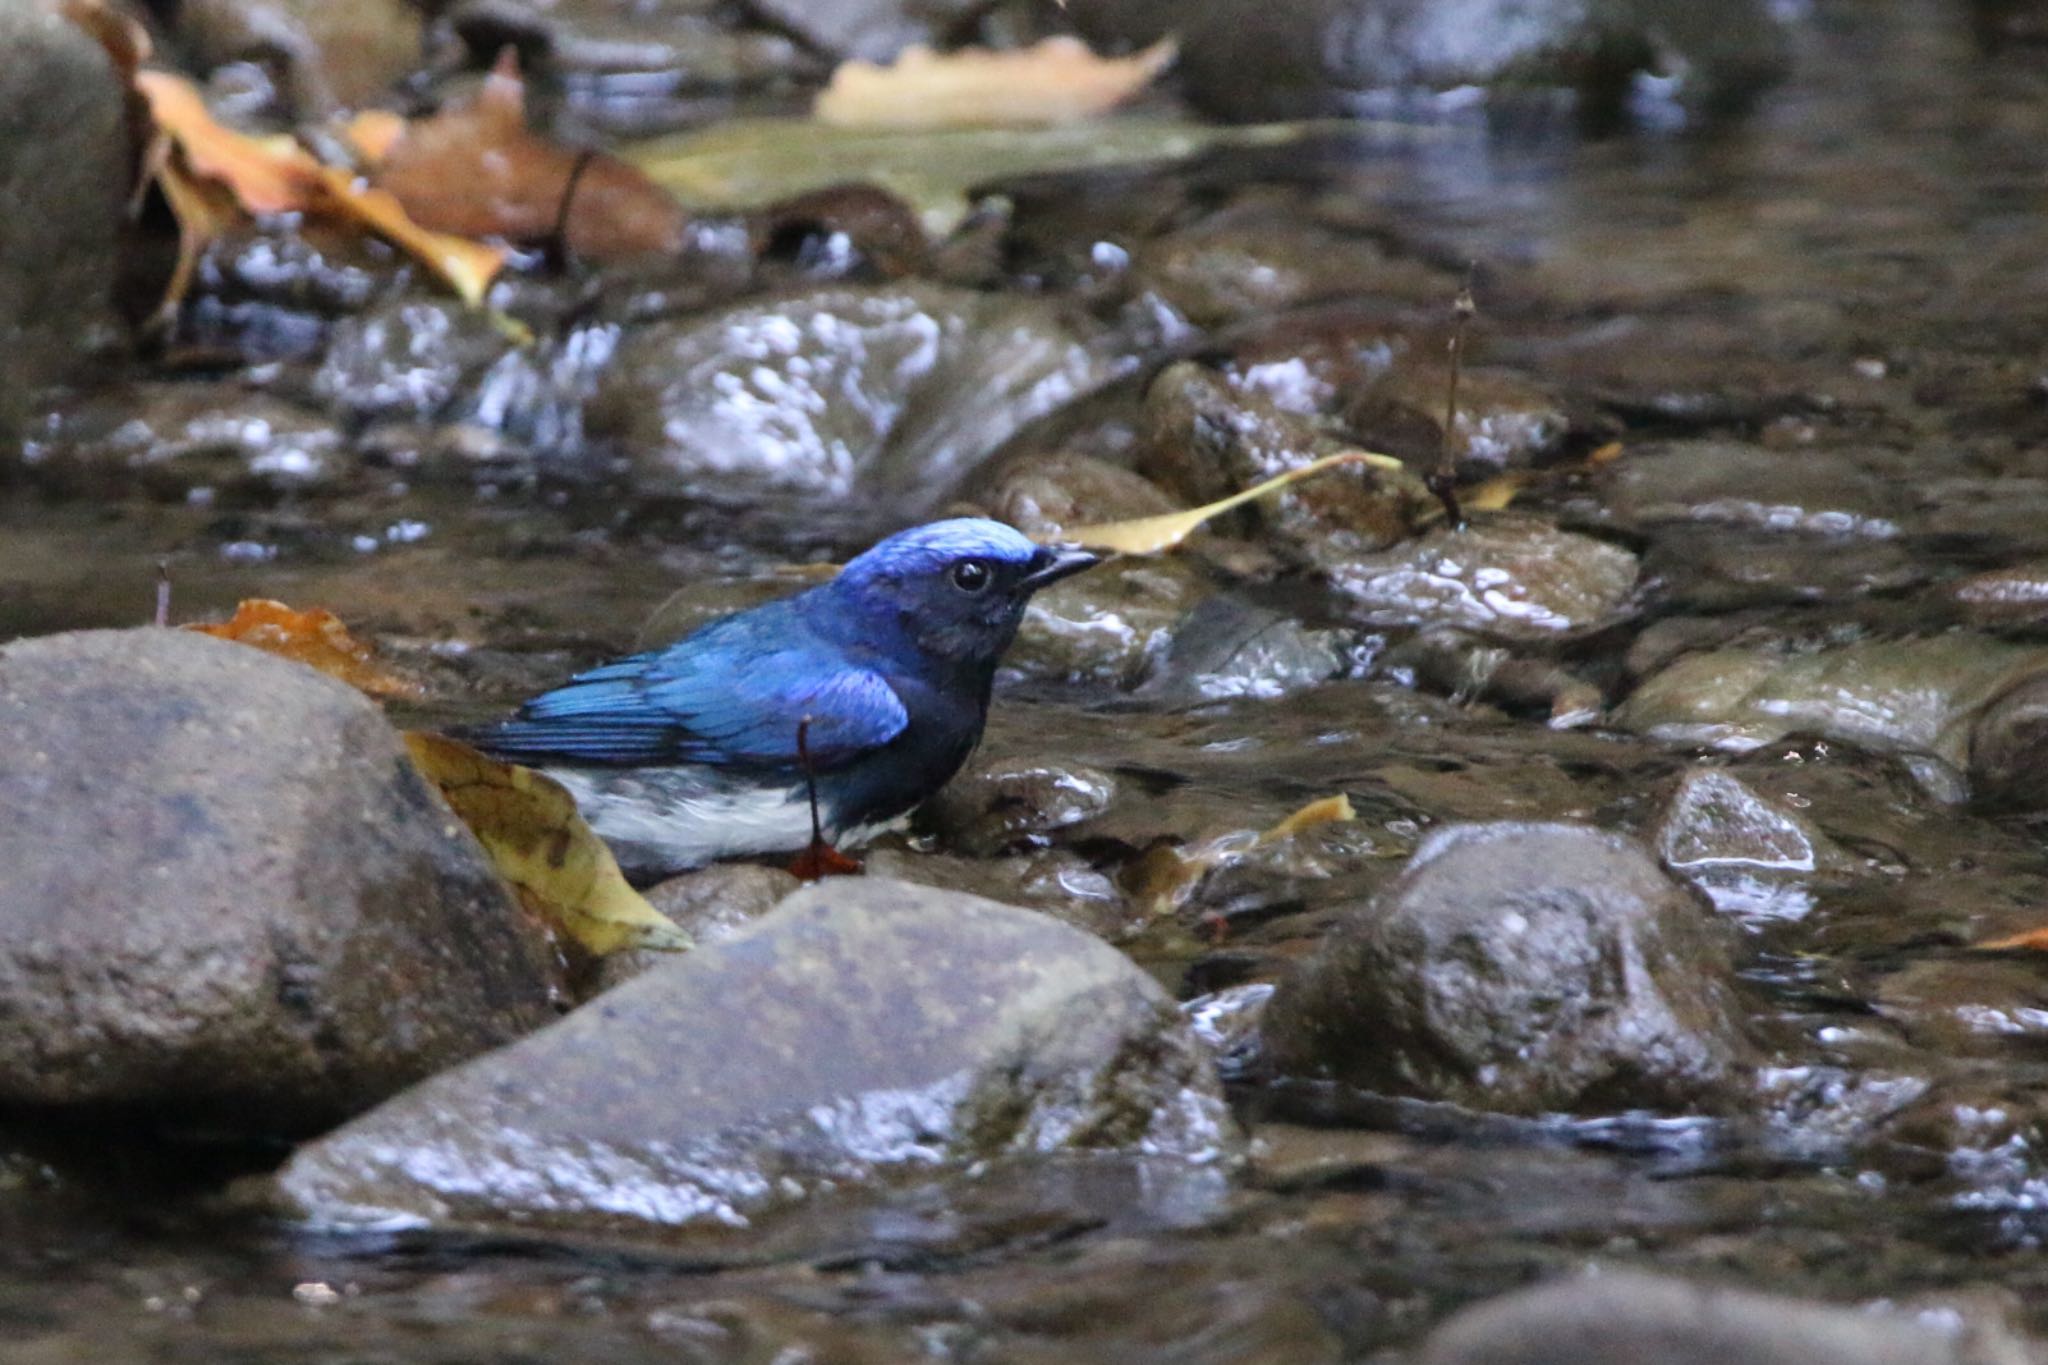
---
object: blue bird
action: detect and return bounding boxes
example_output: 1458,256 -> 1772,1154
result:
469,518 -> 1098,879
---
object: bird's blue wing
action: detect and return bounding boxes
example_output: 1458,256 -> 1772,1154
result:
474,622 -> 908,769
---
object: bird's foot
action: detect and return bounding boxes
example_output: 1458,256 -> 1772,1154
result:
789,837 -> 864,881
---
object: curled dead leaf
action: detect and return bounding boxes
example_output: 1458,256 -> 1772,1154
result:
815,36 -> 1177,130
365,51 -> 687,262
1057,449 -> 1407,554
404,733 -> 692,957
186,599 -> 424,700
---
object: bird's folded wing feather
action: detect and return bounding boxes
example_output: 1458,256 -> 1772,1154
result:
473,637 -> 908,768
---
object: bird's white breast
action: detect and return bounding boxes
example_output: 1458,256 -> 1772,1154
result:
544,766 -> 905,879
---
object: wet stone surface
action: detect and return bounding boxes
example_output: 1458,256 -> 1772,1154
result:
274,878 -> 1236,1239
14,1 -> 2048,1359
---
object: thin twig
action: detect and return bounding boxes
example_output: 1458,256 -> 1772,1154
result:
546,148 -> 599,274
1428,270 -> 1478,529
153,559 -> 171,627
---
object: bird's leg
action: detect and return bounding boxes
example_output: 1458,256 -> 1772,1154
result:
788,714 -> 863,880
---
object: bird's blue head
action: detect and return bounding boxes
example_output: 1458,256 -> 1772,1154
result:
824,518 -> 1099,667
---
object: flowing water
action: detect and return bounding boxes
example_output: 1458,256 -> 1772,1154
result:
7,0 -> 2048,1359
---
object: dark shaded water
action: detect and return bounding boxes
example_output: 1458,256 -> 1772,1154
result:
10,0 -> 2048,1359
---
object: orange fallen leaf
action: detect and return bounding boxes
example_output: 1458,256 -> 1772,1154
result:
187,599 -> 424,700
364,51 -> 687,262
129,69 -> 508,307
404,733 -> 692,956
1974,927 -> 2048,952
135,71 -> 324,214
815,36 -> 1177,130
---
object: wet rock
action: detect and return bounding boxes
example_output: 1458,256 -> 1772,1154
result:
1345,364 -> 1574,479
313,296 -> 517,423
1378,626 -> 1602,724
1968,673 -> 2048,810
1263,822 -> 1751,1115
1008,556 -> 1210,688
1328,516 -> 1640,642
1600,440 -> 1909,538
922,756 -> 1118,857
743,0 -> 989,62
19,383 -> 346,499
1616,635 -> 2048,805
1653,769 -> 1849,921
863,846 -> 1126,940
1143,361 -> 1426,557
586,284 -> 1126,513
751,182 -> 931,282
0,3 -> 129,440
448,0 -> 816,134
1135,597 -> 1358,705
0,629 -> 559,1133
1416,1270 -> 2032,1365
273,878 -> 1236,1234
172,0 -> 423,117
1070,0 -> 1790,123
977,450 -> 1180,541
1129,205 -> 1397,330
1946,560 -> 2048,628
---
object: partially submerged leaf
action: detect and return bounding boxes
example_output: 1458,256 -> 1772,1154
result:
628,115 -> 1318,236
187,599 -> 424,699
1059,449 -> 1407,554
364,51 -> 687,261
1257,793 -> 1355,845
404,732 -> 693,957
1974,927 -> 2048,953
1125,793 -> 1360,916
815,37 -> 1177,130
313,167 -> 508,308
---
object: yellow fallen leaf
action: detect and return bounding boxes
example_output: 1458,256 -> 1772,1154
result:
1461,471 -> 1533,513
312,167 -> 508,308
1125,793 -> 1360,916
815,37 -> 1177,130
346,109 -> 408,165
1058,449 -> 1407,554
1256,793 -> 1355,845
187,599 -> 424,700
404,733 -> 692,957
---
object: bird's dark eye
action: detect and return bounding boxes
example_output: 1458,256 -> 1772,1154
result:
951,559 -> 992,593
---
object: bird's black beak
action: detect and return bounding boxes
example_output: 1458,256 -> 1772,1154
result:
1018,545 -> 1101,592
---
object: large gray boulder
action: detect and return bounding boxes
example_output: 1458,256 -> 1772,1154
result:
0,1 -> 130,442
0,629 -> 559,1133
1262,822 -> 1752,1115
275,878 -> 1237,1234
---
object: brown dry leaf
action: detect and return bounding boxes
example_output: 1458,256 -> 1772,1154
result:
815,36 -> 1176,130
187,599 -> 426,699
404,733 -> 692,956
131,69 -> 508,306
1974,927 -> 2048,953
366,51 -> 687,261
1058,449 -> 1407,554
